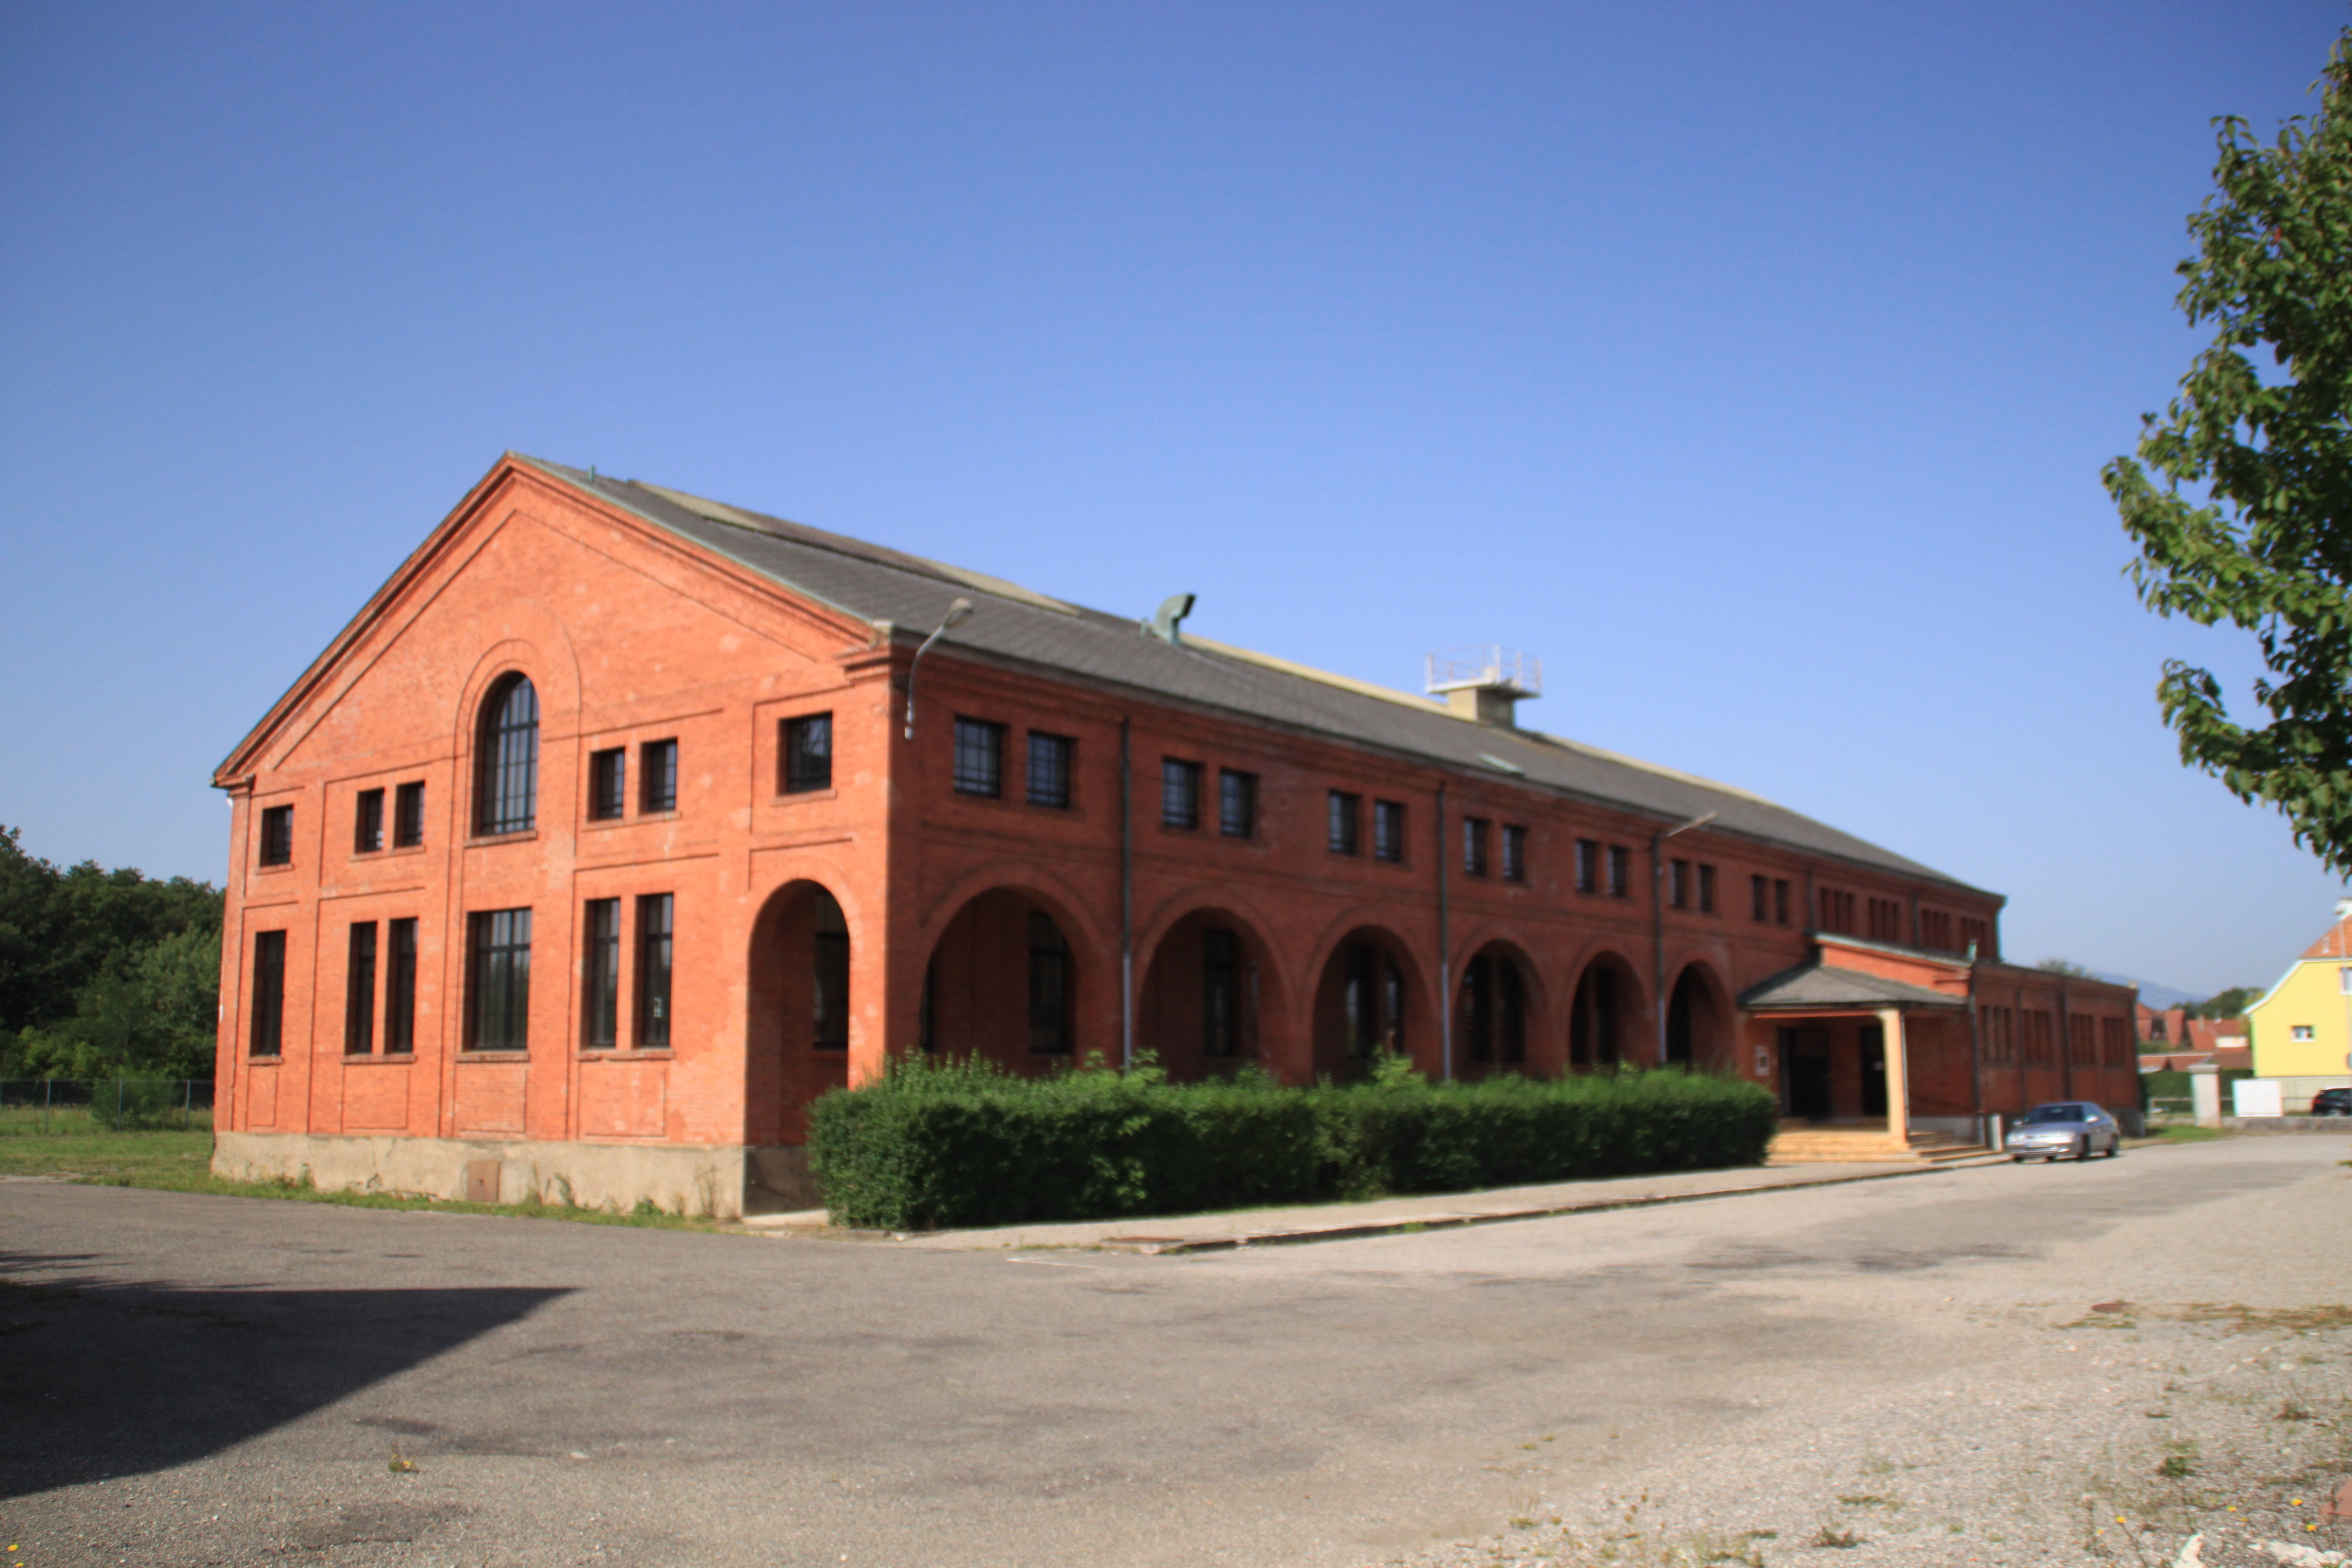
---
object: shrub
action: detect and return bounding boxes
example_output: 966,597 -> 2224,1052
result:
807,1057 -> 1777,1230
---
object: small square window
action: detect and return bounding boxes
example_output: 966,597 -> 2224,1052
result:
2292,1024 -> 2315,1041
1501,825 -> 1526,883
1574,839 -> 1599,895
393,782 -> 425,848
640,739 -> 678,814
1162,759 -> 1202,830
354,789 -> 385,854
1027,732 -> 1072,809
589,748 -> 627,820
1606,844 -> 1630,898
784,714 -> 832,793
1218,770 -> 1256,838
259,804 -> 294,867
1374,800 -> 1406,863
953,718 -> 1003,797
1463,817 -> 1491,877
1328,791 -> 1361,856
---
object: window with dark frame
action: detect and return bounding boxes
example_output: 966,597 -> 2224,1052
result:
953,718 -> 1004,797
589,748 -> 627,821
1698,863 -> 1717,915
1463,817 -> 1491,876
1028,911 -> 1072,1054
1218,769 -> 1257,838
344,921 -> 377,1055
1026,732 -> 1072,809
259,804 -> 293,867
354,790 -> 385,854
1607,844 -> 1631,898
1374,800 -> 1405,863
385,918 -> 417,1053
640,739 -> 678,815
1575,839 -> 1599,895
393,782 -> 425,848
813,890 -> 849,1050
1328,791 -> 1362,855
1162,759 -> 1202,830
636,894 -> 673,1047
1670,858 -> 1691,908
465,908 -> 532,1051
1751,874 -> 1770,922
249,931 -> 286,1057
1501,824 -> 1526,883
475,675 -> 539,836
583,899 -> 621,1049
1202,926 -> 1239,1058
784,714 -> 833,794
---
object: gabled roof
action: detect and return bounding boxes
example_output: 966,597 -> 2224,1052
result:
1736,962 -> 1967,1011
515,456 -> 1992,890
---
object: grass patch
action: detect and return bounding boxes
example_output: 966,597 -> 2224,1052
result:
2146,1125 -> 2225,1143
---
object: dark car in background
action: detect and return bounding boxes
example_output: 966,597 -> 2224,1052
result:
2312,1087 -> 2352,1117
2004,1102 -> 2122,1161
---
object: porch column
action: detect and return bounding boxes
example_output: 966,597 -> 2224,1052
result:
1876,1006 -> 1909,1147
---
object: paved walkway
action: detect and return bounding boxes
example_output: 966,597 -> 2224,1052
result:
740,1157 -> 1942,1251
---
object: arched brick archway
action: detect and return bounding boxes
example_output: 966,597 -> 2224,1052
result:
1567,948 -> 1648,1071
1665,960 -> 1736,1071
921,884 -> 1111,1076
1135,905 -> 1291,1083
1453,936 -> 1551,1080
1308,923 -> 1436,1083
745,877 -> 855,1147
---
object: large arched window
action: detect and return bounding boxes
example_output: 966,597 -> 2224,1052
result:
475,674 -> 539,836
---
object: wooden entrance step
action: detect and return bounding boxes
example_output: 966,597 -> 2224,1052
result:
1767,1126 -> 2003,1167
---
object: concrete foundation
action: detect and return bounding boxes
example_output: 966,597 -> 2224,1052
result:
211,1131 -> 813,1220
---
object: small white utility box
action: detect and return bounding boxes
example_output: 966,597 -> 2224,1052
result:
2231,1078 -> 2284,1118
2191,1069 -> 2222,1128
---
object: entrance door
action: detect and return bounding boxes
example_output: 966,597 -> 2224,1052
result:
1860,1023 -> 1887,1117
1783,1026 -> 1831,1119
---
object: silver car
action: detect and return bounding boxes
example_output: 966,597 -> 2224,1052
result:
2005,1102 -> 2121,1162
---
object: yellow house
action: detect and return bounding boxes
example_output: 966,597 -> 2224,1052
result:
2244,899 -> 2352,1109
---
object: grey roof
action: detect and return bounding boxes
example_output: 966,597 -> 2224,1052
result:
1737,963 -> 1968,1011
522,456 -> 1985,892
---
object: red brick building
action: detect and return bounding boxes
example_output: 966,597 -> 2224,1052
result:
210,455 -> 2139,1214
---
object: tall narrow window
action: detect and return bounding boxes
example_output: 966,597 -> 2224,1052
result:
1162,759 -> 1202,829
344,921 -> 377,1055
1218,770 -> 1256,838
249,930 -> 286,1056
465,908 -> 532,1050
640,739 -> 678,814
1463,818 -> 1491,877
813,889 -> 849,1051
1028,911 -> 1072,1055
588,749 -> 626,820
1575,839 -> 1599,895
385,918 -> 417,1053
583,899 -> 621,1048
784,714 -> 833,794
393,781 -> 426,848
1698,864 -> 1717,914
1751,874 -> 1770,922
1462,954 -> 1494,1062
1606,844 -> 1630,898
1774,878 -> 1791,925
1670,858 -> 1690,909
259,804 -> 294,867
953,718 -> 1003,797
1202,926 -> 1239,1058
1374,800 -> 1405,863
1328,791 -> 1362,855
354,790 -> 385,854
475,675 -> 539,836
1501,825 -> 1527,883
636,894 -> 673,1047
1026,732 -> 1072,809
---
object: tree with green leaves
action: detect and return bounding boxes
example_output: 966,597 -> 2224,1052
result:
2108,30 -> 2352,877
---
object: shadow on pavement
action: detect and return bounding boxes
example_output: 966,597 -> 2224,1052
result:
0,1253 -> 567,1497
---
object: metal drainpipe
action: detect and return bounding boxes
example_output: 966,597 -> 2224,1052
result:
1436,782 -> 1451,1082
1650,833 -> 1667,1066
1964,939 -> 1985,1144
2058,978 -> 2074,1101
1119,717 -> 1133,1074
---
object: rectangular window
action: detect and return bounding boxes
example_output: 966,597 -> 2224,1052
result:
1670,858 -> 1690,909
393,782 -> 425,848
1374,800 -> 1406,863
1026,732 -> 1072,808
1751,874 -> 1769,922
1959,915 -> 1990,958
1218,770 -> 1256,838
1029,911 -> 1071,1055
1575,839 -> 1599,895
259,804 -> 293,867
783,714 -> 832,794
583,899 -> 621,1049
1774,878 -> 1791,925
1819,888 -> 1857,933
354,789 -> 385,854
636,894 -> 673,1048
1867,897 -> 1904,943
344,921 -> 377,1055
953,718 -> 1003,797
2292,1023 -> 2315,1041
465,908 -> 532,1051
249,930 -> 286,1056
1920,909 -> 1954,951
1201,926 -> 1239,1058
1463,817 -> 1491,877
385,918 -> 417,1053
1501,824 -> 1526,883
1698,863 -> 1717,915
1162,759 -> 1202,829
2068,1013 -> 2096,1065
640,739 -> 678,814
1607,844 -> 1630,898
589,748 -> 627,820
1328,791 -> 1362,855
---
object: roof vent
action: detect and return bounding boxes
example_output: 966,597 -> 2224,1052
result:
1144,593 -> 1196,646
1426,646 -> 1541,728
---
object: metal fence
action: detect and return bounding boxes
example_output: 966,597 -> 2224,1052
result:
0,1079 -> 215,1133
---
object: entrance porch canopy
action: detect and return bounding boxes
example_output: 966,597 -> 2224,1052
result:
1738,961 -> 1968,1143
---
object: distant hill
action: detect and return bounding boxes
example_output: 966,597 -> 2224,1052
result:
2092,973 -> 2197,1010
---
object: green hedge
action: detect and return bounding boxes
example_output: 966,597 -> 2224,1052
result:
806,1057 -> 1780,1231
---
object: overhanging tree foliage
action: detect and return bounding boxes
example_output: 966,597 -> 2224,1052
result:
2107,30 -> 2352,876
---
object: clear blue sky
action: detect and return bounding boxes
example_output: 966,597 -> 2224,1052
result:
2,2 -> 2343,997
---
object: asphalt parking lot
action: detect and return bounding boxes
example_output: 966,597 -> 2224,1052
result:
2,1135 -> 2347,1567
